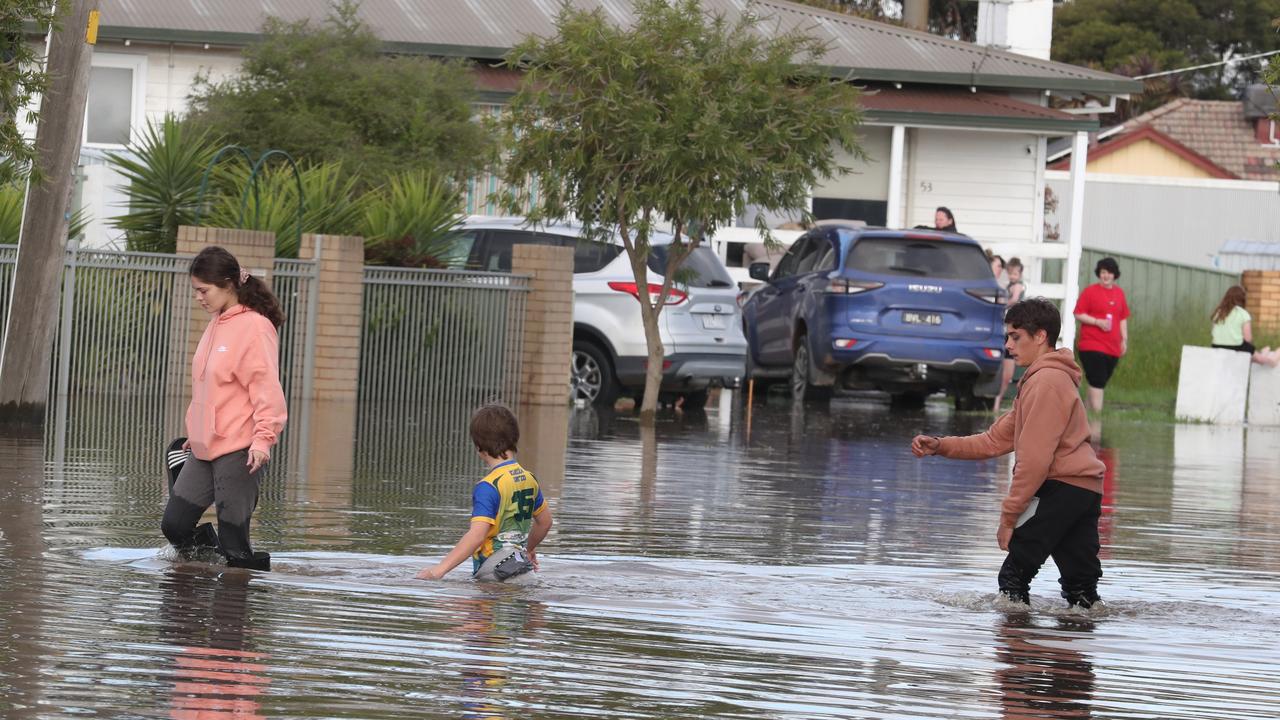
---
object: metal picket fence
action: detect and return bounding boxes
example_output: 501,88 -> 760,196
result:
0,245 -> 316,471
356,266 -> 529,480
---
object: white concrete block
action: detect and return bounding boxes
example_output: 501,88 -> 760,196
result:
1247,363 -> 1280,426
1175,346 -> 1251,424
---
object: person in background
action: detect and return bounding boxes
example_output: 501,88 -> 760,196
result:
985,249 -> 1006,282
1210,285 -> 1280,366
993,258 -> 1027,411
162,246 -> 287,571
934,206 -> 958,233
1073,257 -> 1129,412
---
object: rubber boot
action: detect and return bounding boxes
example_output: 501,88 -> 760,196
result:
1063,588 -> 1101,610
226,551 -> 271,572
191,522 -> 219,549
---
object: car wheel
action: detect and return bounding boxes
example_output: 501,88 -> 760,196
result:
571,341 -> 618,406
952,384 -> 984,412
890,392 -> 927,409
678,389 -> 710,412
790,335 -> 831,403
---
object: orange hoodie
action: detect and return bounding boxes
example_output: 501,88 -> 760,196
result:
937,348 -> 1104,530
186,305 -> 288,462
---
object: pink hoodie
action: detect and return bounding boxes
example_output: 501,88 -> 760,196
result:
186,305 -> 288,461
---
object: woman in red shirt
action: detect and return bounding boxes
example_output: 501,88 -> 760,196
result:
1073,257 -> 1129,412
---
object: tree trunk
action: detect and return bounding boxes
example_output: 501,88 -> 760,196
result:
0,0 -> 100,425
638,294 -> 665,422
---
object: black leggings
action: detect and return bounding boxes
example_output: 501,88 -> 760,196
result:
1212,342 -> 1255,354
161,449 -> 264,562
999,479 -> 1103,603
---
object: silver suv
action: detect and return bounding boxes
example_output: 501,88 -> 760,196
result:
453,217 -> 746,409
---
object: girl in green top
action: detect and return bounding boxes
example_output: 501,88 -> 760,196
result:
1210,286 -> 1279,366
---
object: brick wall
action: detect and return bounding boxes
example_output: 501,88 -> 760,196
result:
299,234 -> 365,401
512,245 -> 574,406
1243,270 -> 1280,333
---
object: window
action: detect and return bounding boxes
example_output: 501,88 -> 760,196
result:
572,238 -> 623,274
814,243 -> 837,272
647,246 -> 734,287
796,236 -> 834,274
83,54 -> 146,147
772,237 -> 811,279
440,230 -> 479,269
477,230 -> 565,272
845,236 -> 991,280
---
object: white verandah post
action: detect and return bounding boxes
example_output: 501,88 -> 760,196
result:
885,125 -> 905,228
1060,130 -> 1089,349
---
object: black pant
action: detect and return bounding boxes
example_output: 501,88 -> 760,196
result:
999,479 -> 1102,603
1212,342 -> 1255,354
161,449 -> 264,562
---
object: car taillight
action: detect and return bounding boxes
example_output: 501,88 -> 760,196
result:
827,278 -> 884,295
965,288 -> 1007,305
607,281 -> 688,306
982,348 -> 1002,359
833,339 -> 858,349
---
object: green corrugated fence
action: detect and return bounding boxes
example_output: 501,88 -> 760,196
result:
1077,248 -> 1240,322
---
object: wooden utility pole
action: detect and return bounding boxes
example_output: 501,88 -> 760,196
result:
903,0 -> 929,31
0,0 -> 100,425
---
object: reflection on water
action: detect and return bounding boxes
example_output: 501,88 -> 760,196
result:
2,394 -> 1279,718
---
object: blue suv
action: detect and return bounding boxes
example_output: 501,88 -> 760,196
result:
741,223 -> 1006,408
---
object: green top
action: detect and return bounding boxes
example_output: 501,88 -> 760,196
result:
1211,306 -> 1251,346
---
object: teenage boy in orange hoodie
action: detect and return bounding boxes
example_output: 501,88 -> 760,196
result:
912,298 -> 1105,608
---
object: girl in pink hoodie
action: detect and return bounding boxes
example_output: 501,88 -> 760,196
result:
161,246 -> 287,571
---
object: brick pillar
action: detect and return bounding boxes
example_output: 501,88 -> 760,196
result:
1243,270 -> 1280,334
298,234 -> 365,401
512,245 -> 574,406
174,226 -> 278,398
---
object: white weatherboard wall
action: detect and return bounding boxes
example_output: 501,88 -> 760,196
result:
1248,364 -> 1280,426
905,128 -> 1039,245
1175,346 -> 1252,423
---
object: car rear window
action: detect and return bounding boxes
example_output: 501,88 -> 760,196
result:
845,237 -> 991,280
647,246 -> 734,288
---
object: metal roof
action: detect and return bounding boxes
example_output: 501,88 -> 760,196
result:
100,0 -> 1140,95
1220,239 -> 1280,256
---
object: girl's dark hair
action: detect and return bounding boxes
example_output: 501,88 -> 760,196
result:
1094,257 -> 1121,280
189,246 -> 285,327
1211,285 -> 1247,325
935,206 -> 957,230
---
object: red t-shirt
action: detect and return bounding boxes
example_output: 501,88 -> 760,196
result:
1074,283 -> 1129,357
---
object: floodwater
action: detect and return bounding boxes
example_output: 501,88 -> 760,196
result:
2,393 -> 1279,719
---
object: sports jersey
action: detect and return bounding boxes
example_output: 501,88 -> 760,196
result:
470,460 -> 546,571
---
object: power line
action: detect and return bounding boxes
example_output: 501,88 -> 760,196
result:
1133,48 -> 1280,80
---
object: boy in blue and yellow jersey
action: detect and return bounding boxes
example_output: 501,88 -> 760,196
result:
416,405 -> 553,581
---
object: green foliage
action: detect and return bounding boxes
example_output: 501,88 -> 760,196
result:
1052,0 -> 1280,98
499,0 -> 863,414
204,160 -> 364,258
183,0 -> 495,189
106,115 -> 221,253
360,171 -> 465,268
0,183 -> 89,244
0,2 -> 58,185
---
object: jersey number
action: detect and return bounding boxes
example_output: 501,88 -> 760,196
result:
512,488 -> 536,521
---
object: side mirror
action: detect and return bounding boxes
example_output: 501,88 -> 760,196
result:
748,262 -> 771,281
